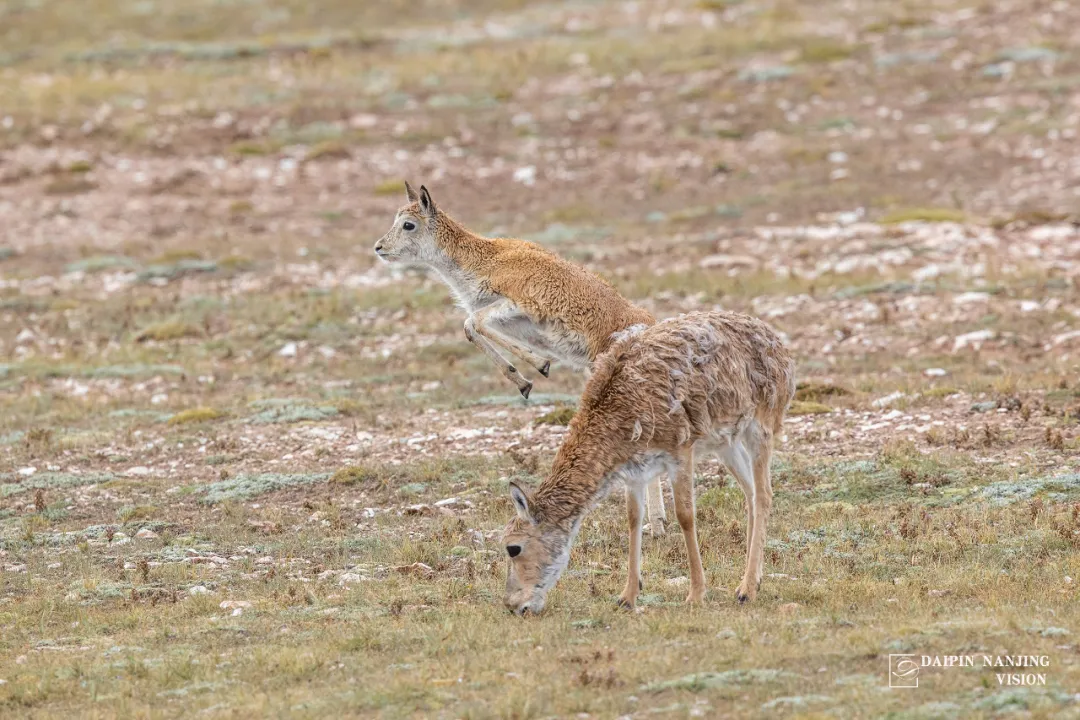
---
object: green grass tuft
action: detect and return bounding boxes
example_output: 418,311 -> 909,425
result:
534,406 -> 576,426
168,407 -> 223,425
880,207 -> 968,224
788,401 -> 833,415
136,320 -> 203,342
330,465 -> 379,485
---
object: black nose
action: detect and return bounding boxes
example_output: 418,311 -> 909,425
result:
374,243 -> 383,252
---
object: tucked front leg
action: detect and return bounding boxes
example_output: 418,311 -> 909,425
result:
463,316 -> 533,398
473,299 -> 553,377
618,485 -> 645,609
672,447 -> 706,605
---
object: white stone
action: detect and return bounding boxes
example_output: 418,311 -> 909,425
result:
278,342 -> 298,357
513,166 -> 537,186
219,600 -> 252,610
188,585 -> 210,595
872,391 -> 905,408
953,329 -> 995,351
953,291 -> 990,305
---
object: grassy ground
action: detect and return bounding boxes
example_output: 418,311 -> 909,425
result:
2,0 -> 1080,717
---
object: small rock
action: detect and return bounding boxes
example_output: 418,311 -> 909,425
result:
219,600 -> 252,610
699,254 -> 758,270
924,368 -> 948,377
664,576 -> 689,587
716,628 -> 737,640
953,329 -> 995,352
953,291 -> 990,305
135,528 -> 158,540
1051,330 -> 1080,347
17,466 -> 36,477
927,589 -> 950,598
970,401 -> 997,413
255,556 -> 274,565
278,342 -> 298,357
339,572 -> 364,585
349,113 -> 378,129
394,562 -> 435,579
188,585 -> 210,595
872,391 -> 905,408
15,328 -> 35,344
16,655 -> 27,665
125,466 -> 151,477
513,166 -> 536,186
47,562 -> 61,569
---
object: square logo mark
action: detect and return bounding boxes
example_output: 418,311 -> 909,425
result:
889,654 -> 920,688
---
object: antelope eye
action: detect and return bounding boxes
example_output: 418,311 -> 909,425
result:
506,544 -> 522,558
402,221 -> 416,231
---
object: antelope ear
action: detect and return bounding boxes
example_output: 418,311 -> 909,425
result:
508,481 -> 534,524
404,180 -> 419,203
418,185 -> 437,217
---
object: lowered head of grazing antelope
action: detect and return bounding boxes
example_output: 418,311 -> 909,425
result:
502,481 -> 577,616
373,181 -> 442,267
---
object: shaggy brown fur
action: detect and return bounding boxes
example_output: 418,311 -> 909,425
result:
502,311 -> 795,614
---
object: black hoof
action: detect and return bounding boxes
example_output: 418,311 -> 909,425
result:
638,578 -> 644,591
736,592 -> 749,604
616,597 -> 635,611
539,361 -> 551,378
520,382 -> 532,399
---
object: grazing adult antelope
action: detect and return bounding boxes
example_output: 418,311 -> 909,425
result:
374,182 -> 670,533
501,311 -> 795,615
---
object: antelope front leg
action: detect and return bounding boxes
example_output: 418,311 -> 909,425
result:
463,316 -> 534,398
646,477 -> 666,537
618,485 -> 645,610
474,301 -> 553,377
482,329 -> 552,378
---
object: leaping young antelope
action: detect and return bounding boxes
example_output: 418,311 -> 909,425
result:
501,311 -> 795,614
373,182 -> 670,533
